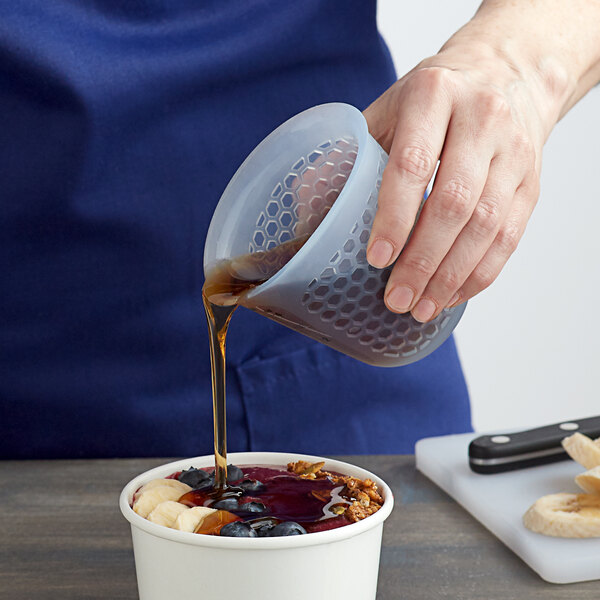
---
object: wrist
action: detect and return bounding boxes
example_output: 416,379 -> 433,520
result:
440,23 -> 573,143
449,0 -> 600,131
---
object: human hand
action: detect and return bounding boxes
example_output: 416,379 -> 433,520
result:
364,41 -> 549,322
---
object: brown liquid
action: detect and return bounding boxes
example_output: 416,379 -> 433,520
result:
202,235 -> 309,488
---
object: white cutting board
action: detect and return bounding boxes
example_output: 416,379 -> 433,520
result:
415,432 -> 600,584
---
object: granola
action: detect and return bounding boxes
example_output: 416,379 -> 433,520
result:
287,461 -> 383,523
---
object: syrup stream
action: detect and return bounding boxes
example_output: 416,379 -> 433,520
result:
203,235 -> 309,489
202,298 -> 236,489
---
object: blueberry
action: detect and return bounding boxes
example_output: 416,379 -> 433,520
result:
241,501 -> 266,513
220,521 -> 257,538
178,468 -> 211,489
226,465 -> 244,484
192,476 -> 215,492
254,519 -> 278,537
212,497 -> 239,511
267,521 -> 307,537
239,479 -> 265,493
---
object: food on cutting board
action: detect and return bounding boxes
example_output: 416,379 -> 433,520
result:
575,466 -> 600,495
561,432 -> 600,470
523,432 -> 600,538
523,493 -> 600,538
131,460 -> 384,537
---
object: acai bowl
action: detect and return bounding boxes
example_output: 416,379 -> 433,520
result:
120,452 -> 394,600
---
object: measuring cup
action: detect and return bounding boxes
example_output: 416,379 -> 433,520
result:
204,103 -> 466,367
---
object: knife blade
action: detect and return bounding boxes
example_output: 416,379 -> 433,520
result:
468,415 -> 600,474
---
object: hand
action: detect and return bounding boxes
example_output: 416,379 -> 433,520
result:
364,41 -> 547,322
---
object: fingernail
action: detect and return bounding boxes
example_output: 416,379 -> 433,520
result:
368,239 -> 394,268
448,292 -> 460,307
386,285 -> 414,313
412,298 -> 437,322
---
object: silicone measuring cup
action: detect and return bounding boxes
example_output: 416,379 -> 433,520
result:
204,103 -> 465,366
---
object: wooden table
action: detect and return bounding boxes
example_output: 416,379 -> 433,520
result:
0,456 -> 596,599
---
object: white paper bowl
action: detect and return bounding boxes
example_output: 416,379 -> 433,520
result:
120,452 -> 394,600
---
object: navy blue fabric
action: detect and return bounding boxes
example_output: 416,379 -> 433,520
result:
0,0 -> 471,459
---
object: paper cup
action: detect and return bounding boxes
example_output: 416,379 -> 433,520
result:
120,452 -> 394,600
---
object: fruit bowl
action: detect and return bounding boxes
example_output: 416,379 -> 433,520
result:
120,452 -> 394,600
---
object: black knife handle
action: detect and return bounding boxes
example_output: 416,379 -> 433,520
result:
468,415 -> 600,474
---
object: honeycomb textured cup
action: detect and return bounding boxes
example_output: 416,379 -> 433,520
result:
204,103 -> 466,367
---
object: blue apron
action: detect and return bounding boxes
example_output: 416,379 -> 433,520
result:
0,0 -> 471,459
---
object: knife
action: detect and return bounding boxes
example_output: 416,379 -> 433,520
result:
468,415 -> 600,474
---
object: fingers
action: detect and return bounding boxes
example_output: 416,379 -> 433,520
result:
384,112 -> 494,317
410,155 -> 523,320
366,64 -> 542,318
366,69 -> 454,269
450,174 -> 540,305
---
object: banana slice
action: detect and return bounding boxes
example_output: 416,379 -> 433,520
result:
133,484 -> 191,518
523,493 -> 600,538
147,500 -> 189,527
173,506 -> 217,532
137,478 -> 191,496
561,432 -> 600,469
575,466 -> 600,495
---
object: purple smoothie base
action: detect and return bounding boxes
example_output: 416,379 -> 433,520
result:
172,465 -> 354,534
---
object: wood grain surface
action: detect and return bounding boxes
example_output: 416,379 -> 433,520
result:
0,456 -> 597,599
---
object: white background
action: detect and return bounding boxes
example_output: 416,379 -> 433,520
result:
377,0 -> 599,432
